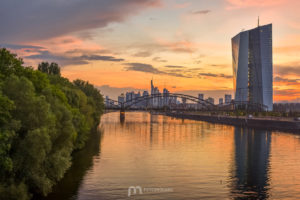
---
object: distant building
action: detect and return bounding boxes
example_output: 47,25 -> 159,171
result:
225,94 -> 232,104
151,80 -> 160,108
105,96 -> 114,107
142,91 -> 149,107
163,88 -> 170,107
219,98 -> 223,105
273,103 -> 300,112
118,93 -> 125,104
125,92 -> 133,102
143,91 -> 149,96
232,22 -> 273,110
182,97 -> 187,105
105,96 -> 110,107
198,93 -> 204,101
207,97 -> 214,105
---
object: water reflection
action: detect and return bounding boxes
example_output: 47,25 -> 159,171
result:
43,112 -> 300,199
41,128 -> 103,200
230,127 -> 271,199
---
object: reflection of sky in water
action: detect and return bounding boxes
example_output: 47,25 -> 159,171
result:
44,112 -> 300,200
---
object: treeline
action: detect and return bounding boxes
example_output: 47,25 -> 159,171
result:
0,48 -> 104,199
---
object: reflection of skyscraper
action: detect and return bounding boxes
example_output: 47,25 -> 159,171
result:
230,127 -> 271,199
232,23 -> 273,111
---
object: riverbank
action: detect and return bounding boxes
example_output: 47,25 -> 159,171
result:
165,112 -> 300,133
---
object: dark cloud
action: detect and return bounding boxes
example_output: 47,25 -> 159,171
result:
0,0 -> 161,42
80,55 -> 124,62
165,69 -> 185,73
210,64 -> 228,68
0,44 -> 44,50
25,51 -> 88,65
124,62 -> 191,78
131,40 -> 197,54
274,89 -> 300,97
132,51 -> 152,57
125,63 -> 161,73
274,76 -> 300,83
190,10 -> 211,15
153,57 -> 167,62
199,72 -> 233,79
275,64 -> 300,76
65,48 -> 111,55
164,65 -> 185,69
187,68 -> 203,71
26,51 -> 124,66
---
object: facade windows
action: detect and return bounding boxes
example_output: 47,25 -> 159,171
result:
231,24 -> 273,111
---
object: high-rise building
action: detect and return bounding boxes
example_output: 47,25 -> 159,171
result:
225,94 -> 232,104
151,80 -> 160,108
206,97 -> 214,105
142,91 -> 149,107
232,22 -> 273,111
198,93 -> 204,101
118,93 -> 125,104
219,98 -> 223,105
163,88 -> 170,107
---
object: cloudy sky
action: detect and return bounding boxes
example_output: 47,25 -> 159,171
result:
1,0 -> 300,101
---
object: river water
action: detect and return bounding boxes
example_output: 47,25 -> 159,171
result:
45,111 -> 300,200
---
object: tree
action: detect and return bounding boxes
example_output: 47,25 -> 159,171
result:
0,48 -> 104,199
38,62 -> 60,76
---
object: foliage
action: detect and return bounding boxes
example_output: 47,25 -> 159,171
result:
0,48 -> 104,199
38,62 -> 61,76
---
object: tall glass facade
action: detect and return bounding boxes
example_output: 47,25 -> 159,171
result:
231,24 -> 273,111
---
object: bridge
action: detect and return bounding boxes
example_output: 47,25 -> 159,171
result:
105,93 -> 268,120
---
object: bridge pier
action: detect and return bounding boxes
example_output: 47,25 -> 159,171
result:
120,103 -> 125,122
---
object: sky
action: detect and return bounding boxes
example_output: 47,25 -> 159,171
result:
1,0 -> 300,102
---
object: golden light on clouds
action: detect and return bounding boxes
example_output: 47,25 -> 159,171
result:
1,0 -> 300,101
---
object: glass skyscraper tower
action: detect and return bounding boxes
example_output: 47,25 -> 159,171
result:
232,23 -> 273,111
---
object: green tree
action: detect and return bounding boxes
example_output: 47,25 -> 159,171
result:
38,62 -> 60,76
0,48 -> 104,199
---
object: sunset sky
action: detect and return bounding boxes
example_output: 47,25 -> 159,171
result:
1,0 -> 300,102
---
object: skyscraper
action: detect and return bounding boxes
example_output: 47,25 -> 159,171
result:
225,94 -> 232,104
232,22 -> 273,111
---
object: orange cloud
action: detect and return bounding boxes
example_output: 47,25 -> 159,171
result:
155,38 -> 197,53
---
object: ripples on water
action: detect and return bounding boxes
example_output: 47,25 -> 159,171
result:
45,111 -> 300,200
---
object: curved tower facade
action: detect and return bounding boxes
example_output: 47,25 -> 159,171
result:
231,24 -> 273,111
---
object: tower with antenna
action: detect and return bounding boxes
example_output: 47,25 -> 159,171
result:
231,19 -> 273,111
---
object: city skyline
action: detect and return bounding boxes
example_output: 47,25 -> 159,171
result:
105,79 -> 232,108
1,0 -> 300,102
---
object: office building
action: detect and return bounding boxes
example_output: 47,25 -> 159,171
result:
118,93 -> 125,104
225,94 -> 232,104
219,98 -> 223,105
198,93 -> 204,101
207,97 -> 214,105
232,22 -> 273,111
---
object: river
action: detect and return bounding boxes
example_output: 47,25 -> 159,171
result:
44,111 -> 300,199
